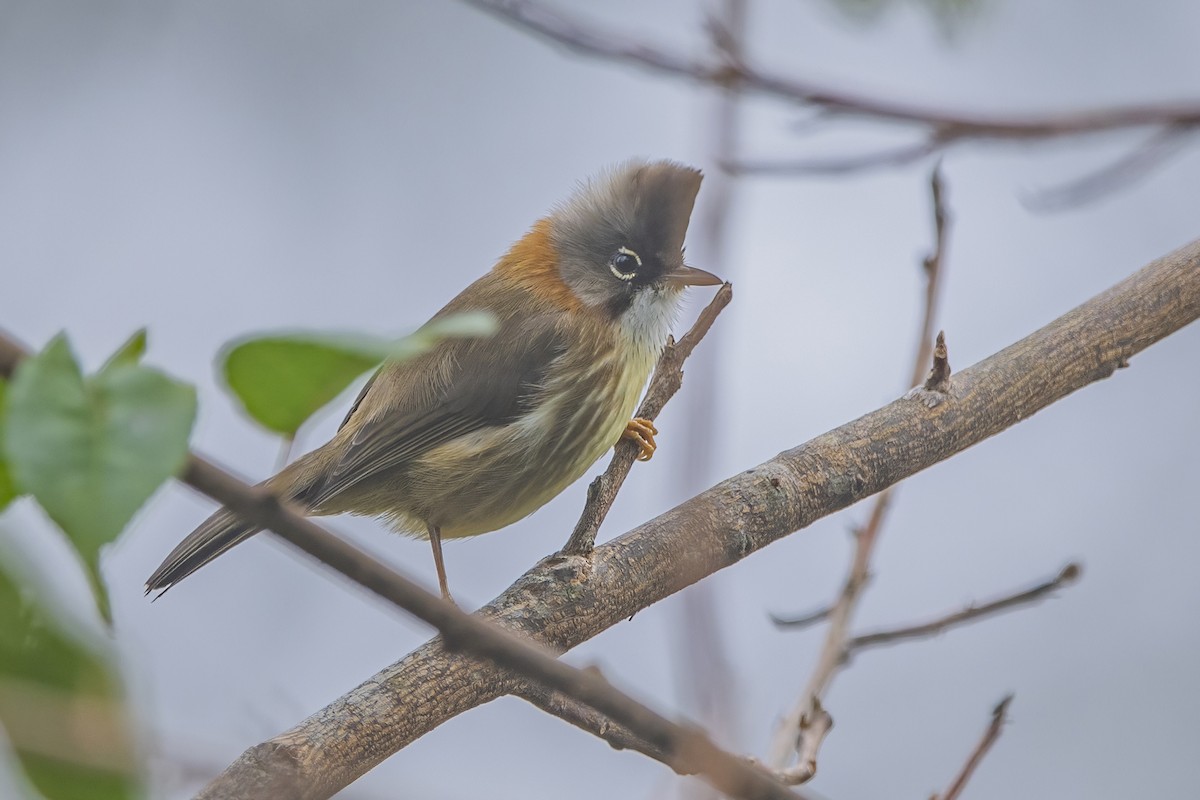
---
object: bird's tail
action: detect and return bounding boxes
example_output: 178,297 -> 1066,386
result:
144,506 -> 259,595
145,452 -> 325,595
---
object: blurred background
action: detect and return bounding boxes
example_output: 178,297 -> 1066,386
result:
2,1 -> 1199,798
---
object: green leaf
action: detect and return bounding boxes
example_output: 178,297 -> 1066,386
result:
0,380 -> 16,511
220,312 -> 496,437
2,334 -> 197,599
98,329 -> 146,373
418,311 -> 498,339
221,336 -> 383,437
0,536 -> 140,799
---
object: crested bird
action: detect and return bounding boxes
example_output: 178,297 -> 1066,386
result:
146,160 -> 721,602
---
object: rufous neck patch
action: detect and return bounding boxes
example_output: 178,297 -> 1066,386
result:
493,218 -> 584,312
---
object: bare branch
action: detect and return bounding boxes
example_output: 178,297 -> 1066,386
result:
773,699 -> 834,786
673,9 -> 749,796
521,683 -> 833,790
5,237 -> 1188,799
767,165 -> 951,769
907,329 -> 954,408
463,0 -> 1200,143
1025,124 -> 1198,212
846,563 -> 1081,658
769,604 -> 833,630
563,282 -> 733,555
932,695 -> 1014,800
917,167 -> 949,359
181,466 -> 806,800
726,138 -> 946,177
515,681 -> 677,770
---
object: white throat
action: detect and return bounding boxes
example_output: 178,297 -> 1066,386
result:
617,285 -> 682,362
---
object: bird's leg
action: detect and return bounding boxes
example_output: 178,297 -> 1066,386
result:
426,523 -> 454,605
622,417 -> 658,461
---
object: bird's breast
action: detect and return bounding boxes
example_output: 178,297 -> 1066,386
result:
407,328 -> 661,538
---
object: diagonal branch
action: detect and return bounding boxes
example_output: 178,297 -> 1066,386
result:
185,237 -> 1200,798
0,322 -> 803,800
846,563 -> 1081,659
767,164 -> 950,770
932,695 -> 1014,800
726,138 -> 947,177
564,283 -> 733,554
514,681 -> 677,770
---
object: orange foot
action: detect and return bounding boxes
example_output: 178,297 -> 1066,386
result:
622,418 -> 658,462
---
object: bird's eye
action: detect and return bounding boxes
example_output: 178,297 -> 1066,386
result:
609,247 -> 641,281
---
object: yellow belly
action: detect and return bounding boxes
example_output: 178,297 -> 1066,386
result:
388,339 -> 657,539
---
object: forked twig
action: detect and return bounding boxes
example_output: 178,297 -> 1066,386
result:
766,165 -> 951,772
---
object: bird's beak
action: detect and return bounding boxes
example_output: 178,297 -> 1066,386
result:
665,265 -> 723,288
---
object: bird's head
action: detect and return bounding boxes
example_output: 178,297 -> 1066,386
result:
549,160 -> 721,326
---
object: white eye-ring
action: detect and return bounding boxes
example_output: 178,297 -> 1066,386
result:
609,246 -> 641,281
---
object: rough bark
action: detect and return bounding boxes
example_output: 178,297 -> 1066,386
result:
199,238 -> 1200,799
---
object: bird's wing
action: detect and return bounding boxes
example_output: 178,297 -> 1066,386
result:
338,369 -> 378,432
305,312 -> 566,508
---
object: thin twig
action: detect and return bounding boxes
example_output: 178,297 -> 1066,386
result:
563,282 -> 733,555
672,9 -> 748,799
767,165 -> 950,771
923,331 -> 952,392
768,604 -> 833,630
846,563 -> 1081,658
522,681 -> 835,790
932,695 -> 1014,800
464,0 -> 1200,143
515,680 -> 676,769
1024,123 -> 1198,212
917,165 -> 950,388
726,137 -> 947,177
0,331 -> 805,800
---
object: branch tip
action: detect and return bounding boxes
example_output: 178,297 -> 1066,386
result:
934,694 -> 1014,800
845,561 -> 1082,655
992,693 -> 1014,720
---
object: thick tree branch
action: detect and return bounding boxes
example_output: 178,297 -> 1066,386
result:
193,238 -> 1200,797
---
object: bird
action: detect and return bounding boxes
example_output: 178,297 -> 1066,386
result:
146,159 -> 721,602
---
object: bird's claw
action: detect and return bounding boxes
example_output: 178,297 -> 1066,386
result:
622,418 -> 658,461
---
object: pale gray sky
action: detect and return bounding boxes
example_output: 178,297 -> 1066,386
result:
2,1 -> 1198,798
